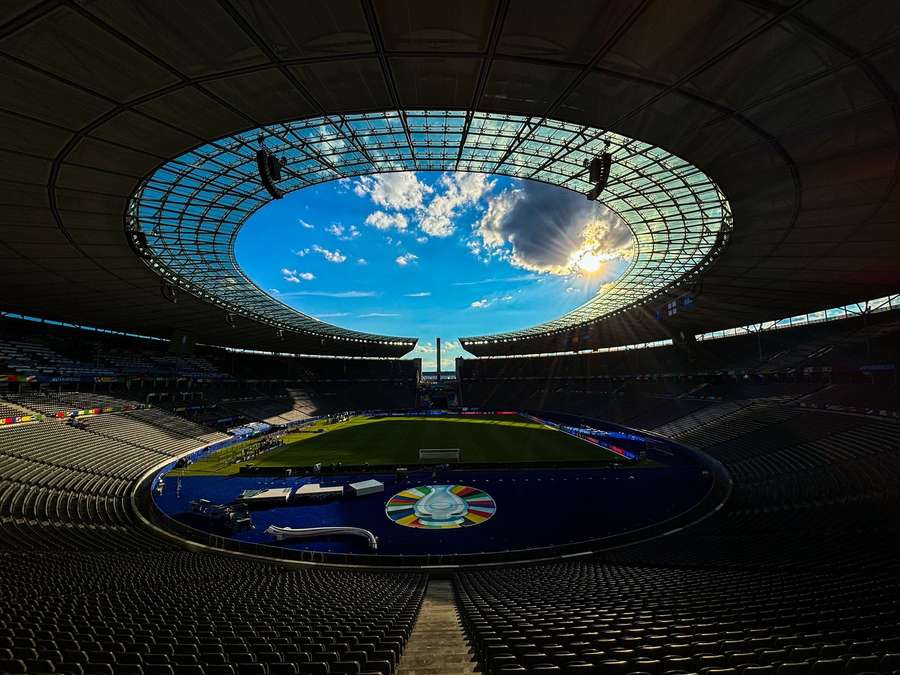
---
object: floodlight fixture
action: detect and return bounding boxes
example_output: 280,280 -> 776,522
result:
160,281 -> 177,304
585,145 -> 612,201
256,134 -> 285,200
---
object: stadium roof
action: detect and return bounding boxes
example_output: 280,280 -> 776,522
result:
133,111 -> 729,348
0,1 -> 897,357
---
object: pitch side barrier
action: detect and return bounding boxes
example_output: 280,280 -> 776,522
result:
367,409 -> 519,418
518,412 -> 641,461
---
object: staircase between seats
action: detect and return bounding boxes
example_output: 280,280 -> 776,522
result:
398,579 -> 477,675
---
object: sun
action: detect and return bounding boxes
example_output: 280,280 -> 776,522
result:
575,251 -> 604,274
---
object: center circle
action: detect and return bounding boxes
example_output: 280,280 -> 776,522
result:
385,484 -> 497,529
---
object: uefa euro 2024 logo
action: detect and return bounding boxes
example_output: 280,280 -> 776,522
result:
385,484 -> 496,529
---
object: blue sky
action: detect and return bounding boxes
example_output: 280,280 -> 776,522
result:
235,172 -> 633,369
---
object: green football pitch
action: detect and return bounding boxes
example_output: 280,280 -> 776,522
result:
177,414 -> 636,476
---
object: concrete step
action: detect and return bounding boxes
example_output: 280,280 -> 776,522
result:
397,580 -> 478,675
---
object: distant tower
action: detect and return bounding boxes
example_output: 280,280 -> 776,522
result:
436,337 -> 441,382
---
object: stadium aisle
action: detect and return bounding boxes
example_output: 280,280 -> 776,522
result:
398,580 -> 476,675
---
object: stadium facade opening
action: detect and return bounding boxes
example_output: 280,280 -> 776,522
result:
127,110 -> 732,349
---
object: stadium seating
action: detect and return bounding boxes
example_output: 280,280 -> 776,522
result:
80,410 -> 229,455
457,310 -> 900,426
610,401 -> 900,570
0,550 -> 425,675
0,400 -> 32,420
457,560 -> 900,675
0,403 -> 227,552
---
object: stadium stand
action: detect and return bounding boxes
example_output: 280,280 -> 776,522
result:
0,402 -> 228,553
0,400 -> 32,421
0,551 -> 424,675
457,561 -> 900,675
80,409 -> 229,453
458,311 -> 900,428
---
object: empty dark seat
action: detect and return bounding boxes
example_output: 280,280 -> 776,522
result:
114,666 -> 144,675
777,663 -> 810,675
236,664 -> 267,675
663,657 -> 694,672
297,665 -> 329,675
144,665 -> 174,675
811,660 -> 845,675
791,649 -> 818,661
205,667 -> 236,675
24,658 -> 57,672
269,664 -> 299,675
698,655 -> 728,670
881,639 -> 900,652
729,653 -> 757,667
83,664 -> 113,675
12,648 -> 38,661
845,657 -> 879,675
881,655 -> 900,672
599,660 -> 629,675
743,667 -> 777,675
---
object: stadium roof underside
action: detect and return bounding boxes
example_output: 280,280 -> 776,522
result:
0,1 -> 898,358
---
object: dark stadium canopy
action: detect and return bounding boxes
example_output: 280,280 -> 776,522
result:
0,0 -> 898,357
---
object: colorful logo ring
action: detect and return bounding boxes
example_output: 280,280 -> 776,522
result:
385,484 -> 496,529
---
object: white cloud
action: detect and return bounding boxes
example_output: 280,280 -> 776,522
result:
501,295 -> 513,302
470,298 -> 491,309
365,210 -> 409,231
354,172 -> 495,238
404,291 -> 431,297
359,312 -> 400,318
311,244 -> 347,263
277,290 -> 377,298
327,223 -> 360,240
416,236 -> 428,244
452,274 -> 538,286
395,252 -> 418,266
354,172 -> 432,210
299,219 -> 315,229
281,268 -> 315,283
295,248 -> 310,257
473,181 -> 633,276
357,258 -> 368,265
566,286 -> 577,293
314,312 -> 350,318
269,288 -> 280,294
418,172 -> 496,237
